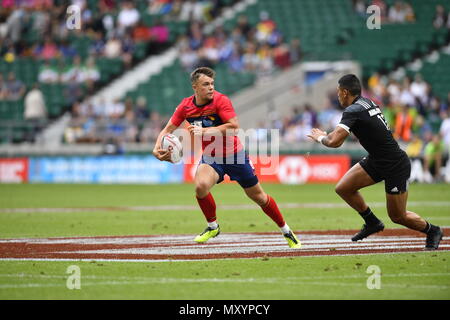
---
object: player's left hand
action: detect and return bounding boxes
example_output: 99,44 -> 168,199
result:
188,125 -> 203,136
307,128 -> 327,142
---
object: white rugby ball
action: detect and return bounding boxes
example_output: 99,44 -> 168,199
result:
161,133 -> 183,163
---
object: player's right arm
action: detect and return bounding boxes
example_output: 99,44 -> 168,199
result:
308,126 -> 349,148
152,120 -> 179,162
308,105 -> 356,148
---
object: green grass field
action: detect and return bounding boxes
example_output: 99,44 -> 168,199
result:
0,183 -> 449,300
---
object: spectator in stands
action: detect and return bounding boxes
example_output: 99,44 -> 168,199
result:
371,0 -> 388,22
410,73 -> 429,106
403,2 -> 416,22
188,21 -> 204,50
89,31 -> 106,57
34,36 -> 60,60
255,11 -> 276,44
423,134 -> 445,182
24,83 -> 47,121
352,0 -> 367,18
38,60 -> 59,83
388,1 -> 413,23
104,34 -> 123,58
386,77 -> 402,104
0,74 -> 8,100
257,43 -> 274,78
242,42 -> 259,72
288,38 -> 302,66
134,95 -> 150,122
440,110 -> 450,149
59,39 -> 77,60
236,14 -> 252,39
117,1 -> 140,35
433,5 -> 447,29
121,33 -> 136,69
442,92 -> 450,113
405,134 -> 423,159
105,98 -> 125,119
139,111 -> 164,143
227,46 -> 244,72
30,7 -> 50,38
148,0 -> 174,16
394,104 -> 414,142
150,18 -> 170,44
179,45 -> 199,72
4,71 -> 25,100
61,55 -> 84,83
64,74 -> 84,106
123,103 -> 138,142
179,0 -> 210,22
399,77 -> 415,107
272,37 -> 291,70
4,4 -> 25,44
83,56 -> 101,84
133,20 -> 152,43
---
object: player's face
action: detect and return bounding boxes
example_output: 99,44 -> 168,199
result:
193,74 -> 215,103
337,85 -> 349,108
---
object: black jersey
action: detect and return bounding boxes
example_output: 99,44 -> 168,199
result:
338,96 -> 405,160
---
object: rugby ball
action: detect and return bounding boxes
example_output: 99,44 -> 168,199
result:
161,133 -> 183,163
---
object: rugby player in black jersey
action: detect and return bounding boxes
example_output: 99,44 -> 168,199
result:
308,74 -> 443,250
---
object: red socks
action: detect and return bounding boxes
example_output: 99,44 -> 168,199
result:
196,193 -> 286,229
261,195 -> 286,228
196,192 -> 217,223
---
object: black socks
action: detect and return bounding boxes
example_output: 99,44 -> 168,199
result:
421,222 -> 440,234
358,207 -> 381,226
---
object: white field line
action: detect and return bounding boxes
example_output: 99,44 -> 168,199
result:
0,233 -> 438,244
0,274 -> 449,290
1,272 -> 449,281
61,244 -> 450,256
0,236 -> 430,245
1,201 -> 450,214
0,249 -> 447,263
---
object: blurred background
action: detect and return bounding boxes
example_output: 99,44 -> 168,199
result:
0,0 -> 449,185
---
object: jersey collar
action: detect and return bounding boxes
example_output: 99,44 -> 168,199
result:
193,95 -> 214,108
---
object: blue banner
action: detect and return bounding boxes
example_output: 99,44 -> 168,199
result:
28,156 -> 184,184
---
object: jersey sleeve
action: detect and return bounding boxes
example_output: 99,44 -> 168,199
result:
217,95 -> 237,122
338,108 -> 360,133
169,102 -> 186,127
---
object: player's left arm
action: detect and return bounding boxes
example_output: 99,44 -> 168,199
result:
308,126 -> 349,148
204,116 -> 239,136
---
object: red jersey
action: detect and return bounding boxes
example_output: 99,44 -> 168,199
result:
170,91 -> 243,157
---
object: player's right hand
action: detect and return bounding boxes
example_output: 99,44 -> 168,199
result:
153,148 -> 172,162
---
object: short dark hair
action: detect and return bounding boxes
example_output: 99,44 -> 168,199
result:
338,74 -> 361,96
190,67 -> 216,84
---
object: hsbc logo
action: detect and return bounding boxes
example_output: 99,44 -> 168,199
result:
277,157 -> 311,184
277,156 -> 347,184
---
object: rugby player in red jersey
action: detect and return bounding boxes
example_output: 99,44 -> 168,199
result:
153,67 -> 300,248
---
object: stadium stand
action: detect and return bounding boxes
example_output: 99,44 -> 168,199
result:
0,0 -> 238,143
1,0 -> 449,153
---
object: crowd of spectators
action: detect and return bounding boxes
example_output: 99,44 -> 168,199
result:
178,11 -> 302,77
64,94 -> 169,146
353,0 -> 416,24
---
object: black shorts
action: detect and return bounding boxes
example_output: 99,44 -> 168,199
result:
359,153 -> 411,195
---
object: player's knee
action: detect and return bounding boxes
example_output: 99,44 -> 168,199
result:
195,181 -> 211,197
335,184 -> 347,197
247,191 -> 267,206
389,214 -> 405,225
